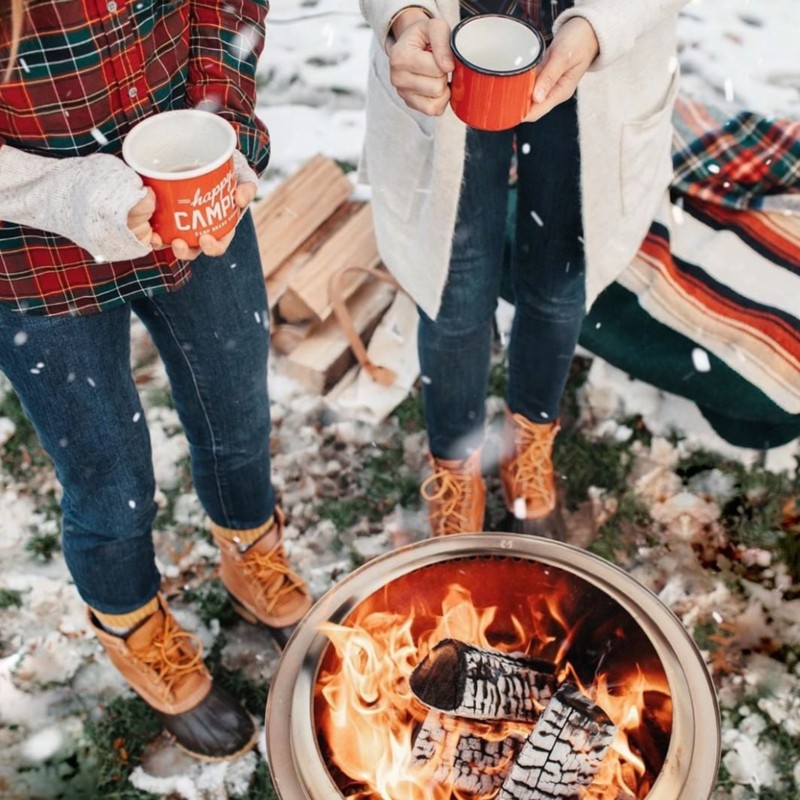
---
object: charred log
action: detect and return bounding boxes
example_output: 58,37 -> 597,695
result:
497,683 -> 617,800
410,639 -> 556,723
411,711 -> 523,795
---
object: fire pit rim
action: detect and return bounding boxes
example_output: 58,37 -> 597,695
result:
266,533 -> 721,800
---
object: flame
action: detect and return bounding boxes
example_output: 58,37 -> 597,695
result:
315,563 -> 671,800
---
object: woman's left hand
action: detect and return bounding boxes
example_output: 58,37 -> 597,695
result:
523,17 -> 599,123
169,181 -> 256,260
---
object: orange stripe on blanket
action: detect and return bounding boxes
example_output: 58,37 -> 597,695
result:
686,202 -> 800,267
638,232 -> 800,362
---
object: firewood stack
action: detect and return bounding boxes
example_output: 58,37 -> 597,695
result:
252,154 -> 404,397
409,639 -> 619,799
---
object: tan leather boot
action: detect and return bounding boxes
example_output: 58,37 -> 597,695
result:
211,508 -> 312,629
420,450 -> 486,537
500,410 -> 566,539
89,595 -> 257,760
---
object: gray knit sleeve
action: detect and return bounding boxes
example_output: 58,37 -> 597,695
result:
0,145 -> 152,262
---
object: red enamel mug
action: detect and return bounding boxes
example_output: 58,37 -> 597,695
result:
122,109 -> 238,246
450,14 -> 546,132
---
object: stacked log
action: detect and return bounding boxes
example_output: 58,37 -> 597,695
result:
409,640 -> 618,799
411,711 -> 525,796
409,639 -> 556,723
253,155 -> 405,400
497,683 -> 617,800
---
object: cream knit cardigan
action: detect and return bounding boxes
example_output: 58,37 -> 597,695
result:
359,0 -> 688,320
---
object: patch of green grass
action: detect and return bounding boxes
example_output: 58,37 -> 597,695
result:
183,580 -> 238,627
675,450 -> 800,584
361,446 -> 420,511
82,696 -> 162,799
554,428 -> 631,510
316,496 -> 373,535
487,359 -> 508,400
589,494 -> 653,563
0,389 -> 50,475
716,701 -> 799,800
205,635 -> 268,718
152,454 -> 194,532
25,531 -> 60,562
0,587 -> 23,609
555,355 -> 592,427
316,440 -> 420,535
244,760 -> 280,800
392,389 -> 425,434
692,620 -> 718,652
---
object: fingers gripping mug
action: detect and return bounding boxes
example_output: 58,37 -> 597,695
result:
450,14 -> 545,132
122,109 -> 239,246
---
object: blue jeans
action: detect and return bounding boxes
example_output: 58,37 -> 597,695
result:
419,96 -> 586,459
0,213 -> 274,613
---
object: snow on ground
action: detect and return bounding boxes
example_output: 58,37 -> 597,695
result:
1,1 -> 799,799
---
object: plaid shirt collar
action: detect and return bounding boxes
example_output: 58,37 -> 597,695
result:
0,0 -> 269,317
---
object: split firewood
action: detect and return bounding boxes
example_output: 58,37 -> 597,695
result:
252,154 -> 352,279
278,204 -> 380,323
411,711 -> 524,796
283,278 -> 396,394
266,200 -> 364,310
410,639 -> 557,723
497,683 -> 617,800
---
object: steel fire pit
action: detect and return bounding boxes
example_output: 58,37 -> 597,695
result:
266,534 -> 721,800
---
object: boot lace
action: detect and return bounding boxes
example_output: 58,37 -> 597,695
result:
242,543 -> 306,615
421,465 -> 477,536
506,416 -> 559,512
133,613 -> 205,702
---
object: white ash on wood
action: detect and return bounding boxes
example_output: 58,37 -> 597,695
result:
410,639 -> 557,723
411,711 -> 525,796
497,683 -> 617,800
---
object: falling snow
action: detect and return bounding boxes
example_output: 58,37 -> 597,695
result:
89,128 -> 109,147
0,2 -> 799,799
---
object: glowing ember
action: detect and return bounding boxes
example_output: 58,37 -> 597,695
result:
314,557 -> 672,800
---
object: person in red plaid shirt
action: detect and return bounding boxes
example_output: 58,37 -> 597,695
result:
0,0 -> 312,760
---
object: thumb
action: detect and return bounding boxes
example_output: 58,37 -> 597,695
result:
427,19 -> 454,72
533,50 -> 563,103
533,68 -> 556,104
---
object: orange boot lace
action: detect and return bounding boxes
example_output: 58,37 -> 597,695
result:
420,451 -> 485,536
501,413 -> 560,520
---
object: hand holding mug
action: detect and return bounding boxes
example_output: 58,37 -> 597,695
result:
522,17 -> 599,123
123,109 -> 252,261
449,14 -> 545,131
388,10 -> 454,116
167,152 -> 258,261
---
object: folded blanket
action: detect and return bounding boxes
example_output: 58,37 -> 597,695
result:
615,96 -> 800,416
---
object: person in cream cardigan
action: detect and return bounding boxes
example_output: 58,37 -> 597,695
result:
359,0 -> 687,538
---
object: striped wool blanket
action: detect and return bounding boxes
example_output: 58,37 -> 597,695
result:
616,96 -> 800,415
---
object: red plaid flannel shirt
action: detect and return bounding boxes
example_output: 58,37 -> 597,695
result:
0,0 -> 270,316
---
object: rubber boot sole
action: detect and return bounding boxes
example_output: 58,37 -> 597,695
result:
228,592 -> 299,651
171,721 -> 259,763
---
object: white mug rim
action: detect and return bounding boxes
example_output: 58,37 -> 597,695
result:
122,109 -> 236,181
451,13 -> 545,77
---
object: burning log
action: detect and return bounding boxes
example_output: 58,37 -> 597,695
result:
410,639 -> 556,723
497,683 -> 617,800
411,711 -> 524,796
